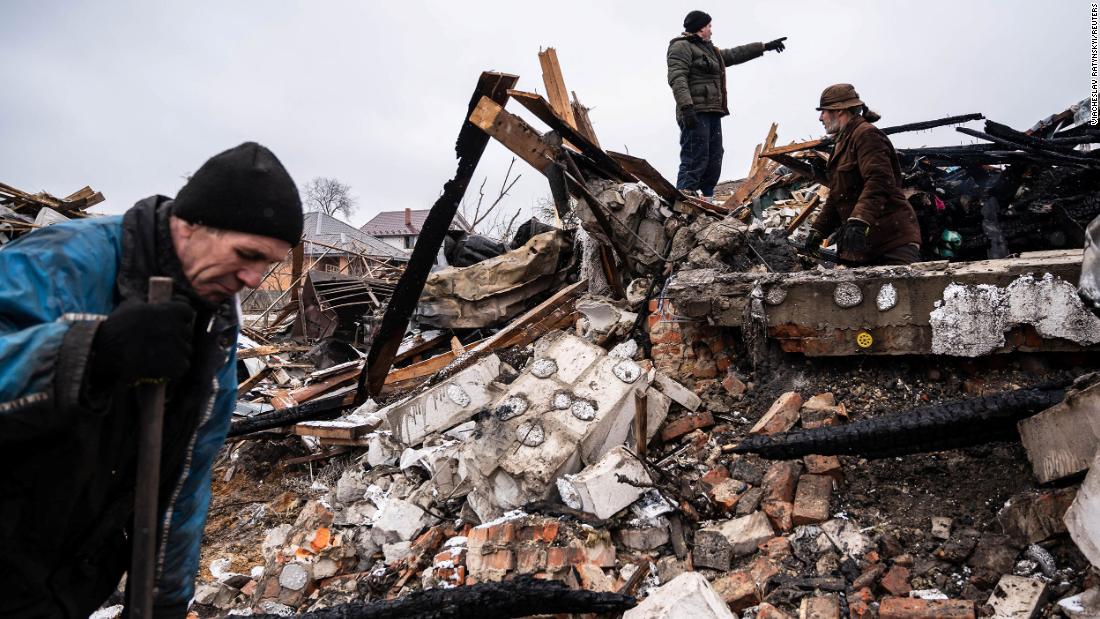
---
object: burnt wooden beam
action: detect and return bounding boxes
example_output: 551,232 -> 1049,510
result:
508,89 -> 632,182
956,127 -> 1096,166
880,112 -> 985,135
357,72 -> 518,400
606,151 -> 680,203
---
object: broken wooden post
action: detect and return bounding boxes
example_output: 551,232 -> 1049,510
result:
634,389 -> 648,458
358,71 -> 519,400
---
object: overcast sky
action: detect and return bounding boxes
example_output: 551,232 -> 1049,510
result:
1,1 -> 1090,233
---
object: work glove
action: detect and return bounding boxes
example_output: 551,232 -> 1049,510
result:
838,219 -> 871,256
803,229 -> 824,253
92,299 -> 196,383
764,37 -> 787,53
681,104 -> 698,130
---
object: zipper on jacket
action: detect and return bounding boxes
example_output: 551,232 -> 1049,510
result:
152,377 -> 219,594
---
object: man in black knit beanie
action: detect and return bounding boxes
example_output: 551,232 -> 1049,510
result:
0,142 -> 302,618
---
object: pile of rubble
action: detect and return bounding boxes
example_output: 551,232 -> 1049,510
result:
0,180 -> 104,245
192,48 -> 1100,619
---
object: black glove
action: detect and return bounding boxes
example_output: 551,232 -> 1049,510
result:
839,219 -> 871,256
804,229 -> 824,252
764,37 -> 787,53
92,299 -> 196,383
681,104 -> 698,130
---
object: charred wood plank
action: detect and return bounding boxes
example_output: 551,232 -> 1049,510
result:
724,388 -> 1065,460
358,72 -> 518,400
254,576 -> 635,618
956,127 -> 1097,166
880,112 -> 985,135
508,89 -> 631,182
606,151 -> 680,203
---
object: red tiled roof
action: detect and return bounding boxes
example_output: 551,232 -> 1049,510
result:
359,209 -> 471,237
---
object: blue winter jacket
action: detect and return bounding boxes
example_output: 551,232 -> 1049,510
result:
0,197 -> 238,618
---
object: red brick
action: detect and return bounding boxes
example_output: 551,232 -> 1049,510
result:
762,461 -> 801,503
762,500 -> 793,532
848,588 -> 875,619
468,521 -> 516,547
652,343 -> 684,358
514,547 -> 546,574
792,474 -> 832,526
546,546 -> 585,571
710,479 -> 743,512
575,564 -> 614,592
722,371 -> 747,395
756,602 -> 793,619
803,455 -> 843,482
748,555 -> 779,591
693,360 -> 718,379
650,329 -> 683,345
517,520 -> 559,543
716,355 -> 733,372
750,392 -> 803,435
880,565 -> 912,596
712,570 -> 758,611
466,548 -> 514,579
799,595 -> 840,619
878,597 -> 975,619
660,411 -> 715,441
239,580 -> 257,597
699,466 -> 730,490
583,539 -> 617,567
759,536 -> 792,561
852,563 -> 885,590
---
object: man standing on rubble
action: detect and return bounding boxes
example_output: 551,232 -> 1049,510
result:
805,84 -> 922,264
667,10 -> 787,198
0,142 -> 302,618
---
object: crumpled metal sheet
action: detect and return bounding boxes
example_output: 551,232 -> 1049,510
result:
416,230 -> 567,328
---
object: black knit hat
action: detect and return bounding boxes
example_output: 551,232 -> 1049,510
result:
173,142 -> 303,246
684,10 -> 712,33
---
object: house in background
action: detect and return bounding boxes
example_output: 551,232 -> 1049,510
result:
257,211 -> 409,294
360,208 -> 472,251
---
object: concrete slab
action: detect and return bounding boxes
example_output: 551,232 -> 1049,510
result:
385,355 -> 502,446
1018,380 -> 1100,484
623,572 -> 736,619
557,446 -> 652,519
986,575 -> 1047,619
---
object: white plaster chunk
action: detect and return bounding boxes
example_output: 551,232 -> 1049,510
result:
986,575 -> 1048,619
371,497 -> 433,545
554,446 -> 652,519
700,511 -> 775,556
876,282 -> 898,311
833,282 -> 863,308
610,339 -> 639,359
821,518 -> 876,559
1058,587 -> 1100,619
531,358 -> 558,378
1065,453 -> 1100,569
623,572 -> 736,619
931,274 -> 1100,357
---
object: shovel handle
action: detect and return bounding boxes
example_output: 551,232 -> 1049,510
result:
129,276 -> 174,619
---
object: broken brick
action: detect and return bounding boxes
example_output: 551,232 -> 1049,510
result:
713,570 -> 758,611
709,478 -> 746,512
756,602 -> 793,619
723,371 -> 747,396
759,536 -> 792,561
880,564 -> 912,596
762,461 -> 801,503
763,500 -> 794,532
750,391 -> 803,435
661,411 -> 715,441
803,455 -> 843,482
792,474 -> 832,526
575,563 -> 615,592
878,597 -> 975,619
799,595 -> 840,619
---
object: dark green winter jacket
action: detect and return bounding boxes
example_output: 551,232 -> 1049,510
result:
667,34 -> 765,120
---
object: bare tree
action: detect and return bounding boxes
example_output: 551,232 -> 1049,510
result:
461,158 -> 522,233
303,177 -> 357,220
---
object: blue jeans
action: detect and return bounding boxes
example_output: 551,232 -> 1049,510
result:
676,112 -> 724,197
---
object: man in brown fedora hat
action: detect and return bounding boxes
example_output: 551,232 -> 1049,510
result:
667,10 -> 787,198
805,83 -> 922,264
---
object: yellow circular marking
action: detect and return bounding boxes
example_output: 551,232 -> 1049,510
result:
856,331 -> 873,348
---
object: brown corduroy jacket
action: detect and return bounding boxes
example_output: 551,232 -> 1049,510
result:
811,115 -> 922,257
